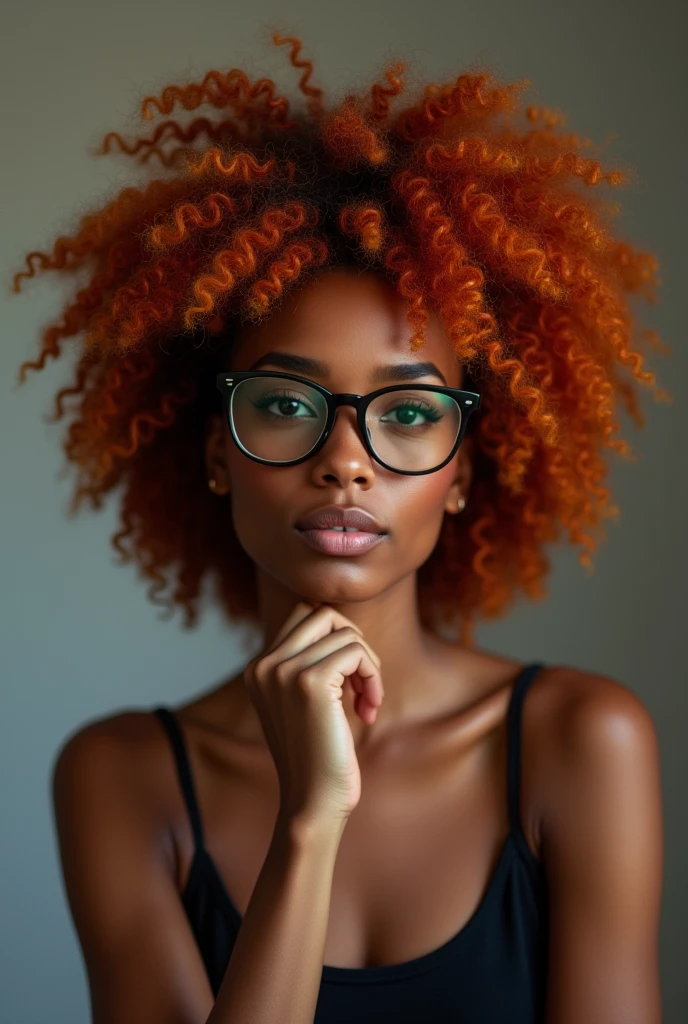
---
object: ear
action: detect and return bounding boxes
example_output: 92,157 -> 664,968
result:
204,414 -> 231,496
444,434 -> 474,515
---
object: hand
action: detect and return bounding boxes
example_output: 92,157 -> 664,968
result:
243,602 -> 384,830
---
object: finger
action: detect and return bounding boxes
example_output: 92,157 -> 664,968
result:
328,611 -> 380,667
265,601 -> 319,653
268,606 -> 365,666
353,692 -> 378,724
318,612 -> 380,671
348,678 -> 380,724
316,646 -> 382,724
317,606 -> 365,640
283,628 -> 382,693
334,645 -> 384,705
351,666 -> 384,707
289,638 -> 382,700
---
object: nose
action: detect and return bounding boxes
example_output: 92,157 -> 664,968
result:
311,401 -> 376,481
326,402 -> 369,455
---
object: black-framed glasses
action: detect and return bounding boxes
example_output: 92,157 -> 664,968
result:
215,371 -> 481,476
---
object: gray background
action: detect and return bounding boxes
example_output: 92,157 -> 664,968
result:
1,1 -> 685,1021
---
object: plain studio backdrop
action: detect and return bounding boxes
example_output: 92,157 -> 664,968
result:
1,1 -> 685,1021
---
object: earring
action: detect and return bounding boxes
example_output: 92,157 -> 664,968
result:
208,478 -> 217,491
455,496 -> 466,512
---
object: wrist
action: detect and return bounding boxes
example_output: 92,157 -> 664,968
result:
275,808 -> 348,851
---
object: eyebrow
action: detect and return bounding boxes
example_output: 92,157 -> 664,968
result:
248,351 -> 448,386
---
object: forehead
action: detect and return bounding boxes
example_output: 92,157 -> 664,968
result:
230,267 -> 461,386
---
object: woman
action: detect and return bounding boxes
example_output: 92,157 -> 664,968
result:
16,32 -> 665,1023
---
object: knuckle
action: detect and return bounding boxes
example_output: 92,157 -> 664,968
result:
252,657 -> 272,686
296,667 -> 317,690
335,626 -> 359,646
273,661 -> 292,686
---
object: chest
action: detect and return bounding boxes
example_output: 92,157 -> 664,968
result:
173,722 -> 523,970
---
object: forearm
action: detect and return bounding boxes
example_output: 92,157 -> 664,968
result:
206,814 -> 346,1024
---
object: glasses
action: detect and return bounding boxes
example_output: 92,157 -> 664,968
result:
216,371 -> 481,476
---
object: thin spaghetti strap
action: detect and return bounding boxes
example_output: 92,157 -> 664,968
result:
152,706 -> 205,854
506,663 -> 546,840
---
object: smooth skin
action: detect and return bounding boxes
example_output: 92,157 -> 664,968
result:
52,266 -> 664,1023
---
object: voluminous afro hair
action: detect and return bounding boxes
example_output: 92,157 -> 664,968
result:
13,32 -> 670,647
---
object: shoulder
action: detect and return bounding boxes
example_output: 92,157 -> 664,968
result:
522,663 -> 662,864
53,707 -> 170,787
525,663 -> 660,781
52,708 -> 179,859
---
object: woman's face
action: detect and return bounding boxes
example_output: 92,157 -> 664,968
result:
205,266 -> 473,606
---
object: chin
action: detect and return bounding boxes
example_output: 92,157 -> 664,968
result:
288,570 -> 387,606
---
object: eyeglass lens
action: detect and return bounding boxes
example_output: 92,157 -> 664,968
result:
229,375 -> 462,471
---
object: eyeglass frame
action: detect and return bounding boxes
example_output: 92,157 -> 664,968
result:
215,370 -> 481,476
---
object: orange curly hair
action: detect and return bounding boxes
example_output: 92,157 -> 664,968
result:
12,32 -> 671,648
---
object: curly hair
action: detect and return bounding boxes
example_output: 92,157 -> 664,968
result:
12,32 -> 671,648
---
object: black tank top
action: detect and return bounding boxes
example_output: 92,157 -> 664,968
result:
152,661 -> 549,1022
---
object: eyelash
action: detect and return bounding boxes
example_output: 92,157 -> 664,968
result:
253,390 -> 443,424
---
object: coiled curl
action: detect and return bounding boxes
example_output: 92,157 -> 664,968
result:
12,32 -> 670,646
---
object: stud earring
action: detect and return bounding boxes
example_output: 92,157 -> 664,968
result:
208,478 -> 217,491
455,496 -> 466,512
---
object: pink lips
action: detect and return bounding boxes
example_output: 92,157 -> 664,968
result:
295,527 -> 386,556
295,504 -> 385,533
294,502 -> 387,555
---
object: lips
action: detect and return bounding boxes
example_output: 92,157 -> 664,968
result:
295,504 -> 386,533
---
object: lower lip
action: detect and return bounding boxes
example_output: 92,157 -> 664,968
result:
295,528 -> 387,555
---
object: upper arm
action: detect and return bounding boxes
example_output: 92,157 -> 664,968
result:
52,718 -> 215,1024
541,676 -> 664,1024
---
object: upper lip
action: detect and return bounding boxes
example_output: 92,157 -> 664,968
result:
295,504 -> 386,533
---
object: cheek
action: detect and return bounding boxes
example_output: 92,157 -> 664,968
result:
401,481 -> 454,561
398,469 -> 454,533
224,454 -> 299,556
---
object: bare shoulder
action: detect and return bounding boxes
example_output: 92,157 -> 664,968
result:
54,705 -> 173,784
52,706 -> 179,857
525,662 -> 659,768
57,704 -> 168,749
522,663 -> 662,854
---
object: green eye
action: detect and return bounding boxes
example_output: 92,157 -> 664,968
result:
380,401 -> 443,426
